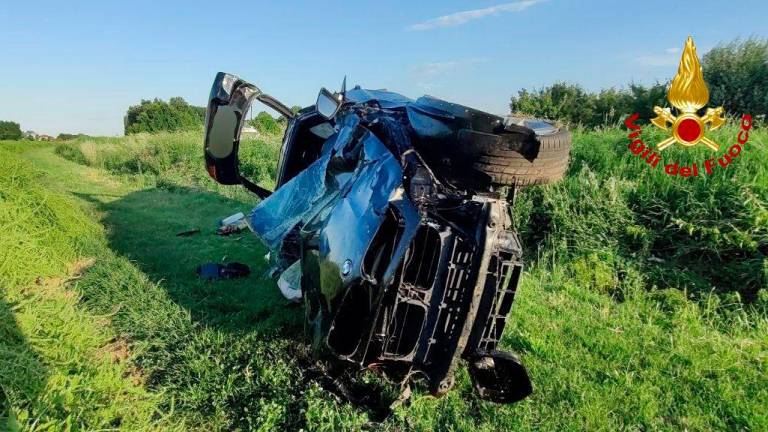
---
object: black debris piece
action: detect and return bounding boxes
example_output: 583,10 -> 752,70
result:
176,228 -> 201,237
196,262 -> 251,280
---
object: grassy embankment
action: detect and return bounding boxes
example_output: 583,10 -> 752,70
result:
1,122 -> 766,431
0,142 -> 179,430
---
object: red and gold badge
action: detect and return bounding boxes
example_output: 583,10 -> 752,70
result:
650,36 -> 726,151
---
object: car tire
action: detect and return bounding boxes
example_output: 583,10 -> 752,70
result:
472,121 -> 571,187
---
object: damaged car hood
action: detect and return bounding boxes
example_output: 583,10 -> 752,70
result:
249,111 -> 419,319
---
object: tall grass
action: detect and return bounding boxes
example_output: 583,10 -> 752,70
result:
515,124 -> 768,308
0,149 -> 99,289
0,145 -> 178,430
55,131 -> 282,195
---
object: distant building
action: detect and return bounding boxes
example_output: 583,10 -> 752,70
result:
38,134 -> 55,141
241,125 -> 260,137
22,130 -> 38,140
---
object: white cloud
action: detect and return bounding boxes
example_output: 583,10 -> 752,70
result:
635,45 -> 714,68
408,0 -> 546,31
413,61 -> 462,78
635,47 -> 683,67
635,53 -> 679,67
411,58 -> 489,91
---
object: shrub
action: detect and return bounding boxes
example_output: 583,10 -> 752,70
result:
511,37 -> 767,127
509,82 -> 668,129
124,97 -> 204,135
703,37 -> 768,116
510,82 -> 594,126
56,133 -> 88,141
516,125 -> 768,303
249,111 -> 281,135
510,82 -> 669,129
54,143 -> 88,165
0,121 -> 22,140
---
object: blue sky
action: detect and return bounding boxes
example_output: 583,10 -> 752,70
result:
1,0 -> 766,136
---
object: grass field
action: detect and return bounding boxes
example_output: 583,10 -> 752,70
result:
1,122 -> 767,431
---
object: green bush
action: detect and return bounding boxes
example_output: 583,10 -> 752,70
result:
511,38 -> 767,127
510,82 -> 667,128
704,37 -> 768,117
56,133 -> 88,141
249,111 -> 281,135
0,121 -> 22,140
124,97 -> 205,135
54,142 -> 88,165
516,124 -> 768,304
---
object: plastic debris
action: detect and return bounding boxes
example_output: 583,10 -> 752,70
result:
217,212 -> 249,236
277,260 -> 303,302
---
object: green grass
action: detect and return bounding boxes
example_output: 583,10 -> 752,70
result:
516,124 -> 768,304
4,121 -> 768,430
53,131 -> 282,198
0,144 -> 178,430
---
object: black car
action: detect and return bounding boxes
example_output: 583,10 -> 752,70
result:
203,72 -> 571,403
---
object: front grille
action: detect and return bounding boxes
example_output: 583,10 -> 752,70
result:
419,233 -> 476,365
476,250 -> 522,352
381,224 -> 446,360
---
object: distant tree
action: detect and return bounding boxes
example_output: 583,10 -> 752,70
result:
703,38 -> 768,116
249,111 -> 281,135
510,81 -> 670,128
275,105 -> 304,125
509,37 -> 767,128
510,82 -> 602,127
169,97 -> 206,122
56,133 -> 87,141
626,83 -> 669,123
0,121 -> 23,140
124,97 -> 205,134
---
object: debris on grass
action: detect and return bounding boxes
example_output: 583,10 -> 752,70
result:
216,212 -> 249,236
176,228 -> 201,237
196,262 -> 251,280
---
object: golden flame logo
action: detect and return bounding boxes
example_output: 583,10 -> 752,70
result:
668,37 -> 709,113
651,36 -> 725,151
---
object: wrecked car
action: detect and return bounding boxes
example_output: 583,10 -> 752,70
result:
203,72 -> 571,403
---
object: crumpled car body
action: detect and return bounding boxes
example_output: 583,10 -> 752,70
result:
204,73 -> 536,403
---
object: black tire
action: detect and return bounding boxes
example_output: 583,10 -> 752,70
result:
473,129 -> 571,186
472,126 -> 571,187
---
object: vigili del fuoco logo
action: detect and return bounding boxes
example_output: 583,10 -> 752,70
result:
624,36 -> 753,177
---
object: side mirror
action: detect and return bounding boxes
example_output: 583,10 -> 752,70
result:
316,88 -> 341,119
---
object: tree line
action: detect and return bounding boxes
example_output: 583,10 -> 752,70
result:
123,97 -> 300,136
510,38 -> 767,128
